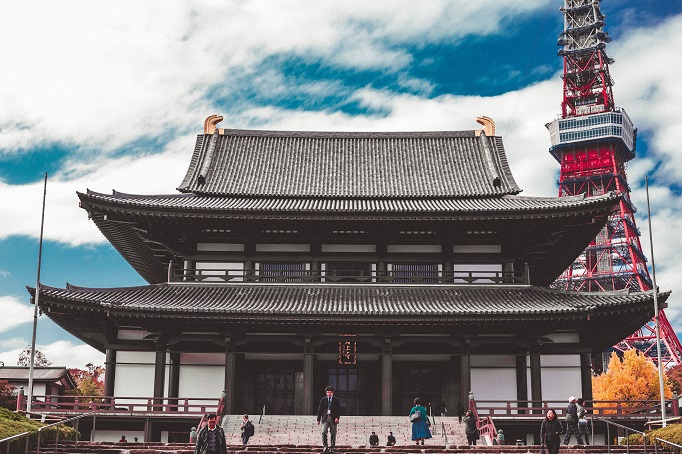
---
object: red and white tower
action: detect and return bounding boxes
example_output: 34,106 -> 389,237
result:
546,0 -> 682,367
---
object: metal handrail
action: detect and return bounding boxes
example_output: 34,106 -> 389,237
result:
0,432 -> 30,454
36,412 -> 94,454
593,417 -> 647,454
440,421 -> 449,449
654,437 -> 682,454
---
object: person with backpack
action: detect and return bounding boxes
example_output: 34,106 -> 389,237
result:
240,414 -> 255,445
563,396 -> 584,445
576,397 -> 590,445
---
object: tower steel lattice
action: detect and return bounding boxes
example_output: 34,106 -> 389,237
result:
546,0 -> 682,367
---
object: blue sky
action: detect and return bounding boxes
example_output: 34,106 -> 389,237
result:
1,1 -> 681,368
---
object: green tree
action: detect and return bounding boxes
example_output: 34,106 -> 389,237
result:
593,349 -> 671,413
17,346 -> 51,367
66,363 -> 105,397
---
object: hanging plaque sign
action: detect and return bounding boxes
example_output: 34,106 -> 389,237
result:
338,335 -> 357,365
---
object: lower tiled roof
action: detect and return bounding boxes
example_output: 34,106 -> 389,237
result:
80,190 -> 620,217
35,283 -> 665,318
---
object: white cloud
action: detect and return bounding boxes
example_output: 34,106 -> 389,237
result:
612,15 -> 682,187
0,135 -> 193,245
0,337 -> 27,352
0,340 -> 104,370
0,0 -> 550,154
0,296 -> 34,333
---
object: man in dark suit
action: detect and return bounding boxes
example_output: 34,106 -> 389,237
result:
317,385 -> 341,453
369,431 -> 379,446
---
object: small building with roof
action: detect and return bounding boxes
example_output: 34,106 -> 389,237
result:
0,367 -> 76,396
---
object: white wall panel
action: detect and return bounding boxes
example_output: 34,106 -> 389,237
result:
321,244 -> 376,253
470,367 -> 517,402
180,352 -> 225,365
470,355 -> 517,367
541,354 -> 581,367
114,364 -> 154,398
541,367 -> 582,402
387,245 -> 442,253
178,365 -> 224,400
116,351 -> 156,363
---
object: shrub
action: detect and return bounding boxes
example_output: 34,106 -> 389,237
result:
620,433 -> 644,445
0,407 -> 79,452
619,424 -> 682,452
647,424 -> 682,450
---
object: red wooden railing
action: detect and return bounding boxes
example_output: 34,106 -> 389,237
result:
470,399 -> 673,418
25,395 -> 220,415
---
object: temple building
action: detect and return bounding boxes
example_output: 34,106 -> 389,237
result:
31,115 -> 666,419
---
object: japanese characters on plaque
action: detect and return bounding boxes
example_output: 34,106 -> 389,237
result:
338,336 -> 357,365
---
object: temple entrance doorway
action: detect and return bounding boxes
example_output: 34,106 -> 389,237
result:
315,362 -> 381,415
253,363 -> 296,414
393,363 -> 447,416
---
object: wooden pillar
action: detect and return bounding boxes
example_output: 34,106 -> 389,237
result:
104,349 -> 116,402
224,349 -> 236,414
530,353 -> 542,414
153,347 -> 166,408
516,355 -> 528,412
381,339 -> 392,415
460,354 -> 471,406
580,352 -> 593,401
303,354 -> 315,414
168,352 -> 180,410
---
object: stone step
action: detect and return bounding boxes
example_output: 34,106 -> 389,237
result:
31,442 -> 654,454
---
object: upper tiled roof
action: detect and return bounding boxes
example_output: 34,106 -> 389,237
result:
177,130 -> 521,198
81,190 -> 619,217
36,282 -> 664,318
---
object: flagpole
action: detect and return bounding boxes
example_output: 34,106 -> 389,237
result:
645,175 -> 666,427
27,172 -> 48,415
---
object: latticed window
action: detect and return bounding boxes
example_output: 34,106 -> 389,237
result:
258,262 -> 308,282
389,263 -> 439,283
328,368 -> 366,415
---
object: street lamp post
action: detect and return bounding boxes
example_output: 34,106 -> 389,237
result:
645,175 -> 666,427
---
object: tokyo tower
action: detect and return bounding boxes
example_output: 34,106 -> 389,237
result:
546,0 -> 682,367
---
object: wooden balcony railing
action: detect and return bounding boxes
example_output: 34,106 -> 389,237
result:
471,399 -> 675,418
26,396 -> 676,419
27,395 -> 220,415
171,268 -> 528,285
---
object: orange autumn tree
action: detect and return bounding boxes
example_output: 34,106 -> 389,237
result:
593,349 -> 672,413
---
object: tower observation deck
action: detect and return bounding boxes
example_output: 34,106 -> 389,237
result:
546,0 -> 682,367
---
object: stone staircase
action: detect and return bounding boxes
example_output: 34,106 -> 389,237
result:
219,415 -> 466,446
24,416 -> 657,454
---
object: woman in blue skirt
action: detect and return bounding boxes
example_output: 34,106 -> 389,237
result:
409,397 -> 432,445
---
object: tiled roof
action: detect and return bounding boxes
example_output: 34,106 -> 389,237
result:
0,367 -> 73,382
36,283 -> 665,318
177,130 -> 521,198
80,190 -> 620,217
